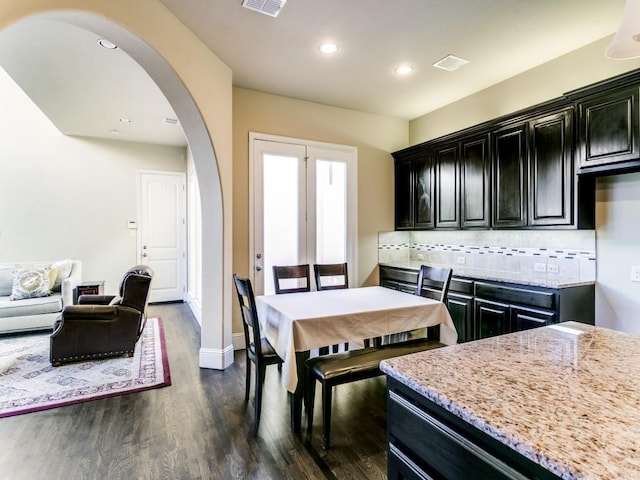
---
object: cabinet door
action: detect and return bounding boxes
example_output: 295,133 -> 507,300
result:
447,293 -> 473,343
492,124 -> 527,228
578,86 -> 640,169
435,144 -> 460,228
529,109 -> 574,226
414,151 -> 435,229
460,134 -> 491,228
394,156 -> 414,229
511,306 -> 555,332
474,298 -> 510,340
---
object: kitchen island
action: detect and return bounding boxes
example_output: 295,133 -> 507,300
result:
380,322 -> 640,479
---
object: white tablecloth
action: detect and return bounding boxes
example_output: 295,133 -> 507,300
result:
256,286 -> 457,392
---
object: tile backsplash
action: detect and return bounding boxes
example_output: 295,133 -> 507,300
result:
378,230 -> 596,287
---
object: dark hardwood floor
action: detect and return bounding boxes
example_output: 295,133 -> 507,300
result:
0,303 -> 389,480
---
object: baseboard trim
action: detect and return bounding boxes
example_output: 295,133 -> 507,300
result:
199,345 -> 234,370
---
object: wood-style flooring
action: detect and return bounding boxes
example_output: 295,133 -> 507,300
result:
0,303 -> 389,480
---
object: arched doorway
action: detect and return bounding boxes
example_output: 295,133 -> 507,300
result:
0,5 -> 233,369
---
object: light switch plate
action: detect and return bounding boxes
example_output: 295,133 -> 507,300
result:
534,263 -> 547,273
631,266 -> 640,282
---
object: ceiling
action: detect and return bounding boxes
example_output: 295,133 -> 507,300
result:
0,1 -> 629,147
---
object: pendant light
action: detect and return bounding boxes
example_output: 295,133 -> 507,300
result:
606,0 -> 640,59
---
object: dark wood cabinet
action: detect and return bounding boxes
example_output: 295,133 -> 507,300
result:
447,293 -> 473,343
394,155 -> 415,230
460,134 -> 491,228
414,151 -> 435,229
393,149 -> 434,230
435,144 -> 460,228
528,109 -> 574,226
379,265 -> 594,343
474,298 -> 511,340
511,306 -> 555,332
492,123 -> 528,228
578,86 -> 640,171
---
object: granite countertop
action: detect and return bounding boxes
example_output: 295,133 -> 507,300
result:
379,262 -> 595,288
380,322 -> 640,480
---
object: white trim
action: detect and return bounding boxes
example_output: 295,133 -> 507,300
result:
199,345 -> 234,370
186,291 -> 202,326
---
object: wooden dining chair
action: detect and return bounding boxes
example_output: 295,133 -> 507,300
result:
304,264 -> 452,449
273,264 -> 311,294
313,263 -> 348,291
233,274 -> 284,437
314,263 -> 350,353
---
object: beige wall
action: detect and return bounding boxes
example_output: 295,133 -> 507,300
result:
410,36 -> 640,144
408,36 -> 640,333
232,87 -> 407,332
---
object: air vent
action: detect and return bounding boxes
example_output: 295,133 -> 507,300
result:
432,54 -> 469,72
241,0 -> 287,17
163,117 -> 179,125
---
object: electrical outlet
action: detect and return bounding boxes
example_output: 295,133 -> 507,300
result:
417,253 -> 425,260
547,264 -> 559,274
631,266 -> 640,282
457,256 -> 465,265
534,263 -> 547,273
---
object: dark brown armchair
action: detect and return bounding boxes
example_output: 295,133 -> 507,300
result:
50,265 -> 153,366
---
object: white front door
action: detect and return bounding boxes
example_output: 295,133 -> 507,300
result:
250,134 -> 357,295
138,170 -> 186,303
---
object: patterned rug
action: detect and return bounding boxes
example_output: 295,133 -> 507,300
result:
0,317 -> 170,418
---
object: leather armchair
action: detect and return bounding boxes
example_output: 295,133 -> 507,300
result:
50,265 -> 153,366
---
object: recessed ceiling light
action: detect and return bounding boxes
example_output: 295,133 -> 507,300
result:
394,65 -> 414,76
119,118 -> 131,123
108,129 -> 121,135
432,54 -> 469,72
319,43 -> 339,55
97,38 -> 118,50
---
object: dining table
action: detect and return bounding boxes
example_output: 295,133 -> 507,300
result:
255,285 -> 457,433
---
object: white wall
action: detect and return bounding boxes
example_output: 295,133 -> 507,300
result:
595,174 -> 640,334
0,66 -> 187,292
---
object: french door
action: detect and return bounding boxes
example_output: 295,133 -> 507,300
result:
250,133 -> 357,295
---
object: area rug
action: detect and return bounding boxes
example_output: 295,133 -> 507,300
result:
0,317 -> 171,418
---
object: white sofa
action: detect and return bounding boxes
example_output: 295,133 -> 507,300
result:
0,260 -> 81,334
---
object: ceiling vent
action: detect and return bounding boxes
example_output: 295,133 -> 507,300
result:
432,54 -> 469,72
242,0 -> 287,17
164,117 -> 179,125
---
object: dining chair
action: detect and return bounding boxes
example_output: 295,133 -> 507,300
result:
314,263 -> 350,353
313,263 -> 349,291
304,264 -> 452,449
233,274 -> 284,437
273,264 -> 311,294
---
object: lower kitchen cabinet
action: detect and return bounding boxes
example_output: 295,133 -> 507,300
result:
379,265 -> 594,343
474,298 -> 510,340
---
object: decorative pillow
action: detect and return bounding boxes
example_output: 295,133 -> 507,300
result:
14,263 -> 58,290
9,268 -> 52,300
50,259 -> 73,292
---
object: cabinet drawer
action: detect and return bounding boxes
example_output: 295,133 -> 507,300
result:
388,444 -> 434,480
475,281 -> 555,310
450,277 -> 473,295
388,390 -> 529,480
381,267 -> 419,285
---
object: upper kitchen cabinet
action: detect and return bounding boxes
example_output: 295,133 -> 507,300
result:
435,144 -> 460,228
577,85 -> 640,174
460,134 -> 491,228
492,123 -> 528,228
393,147 -> 434,230
528,109 -> 574,227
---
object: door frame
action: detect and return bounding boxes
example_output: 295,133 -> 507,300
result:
248,132 -> 358,292
137,169 -> 187,302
